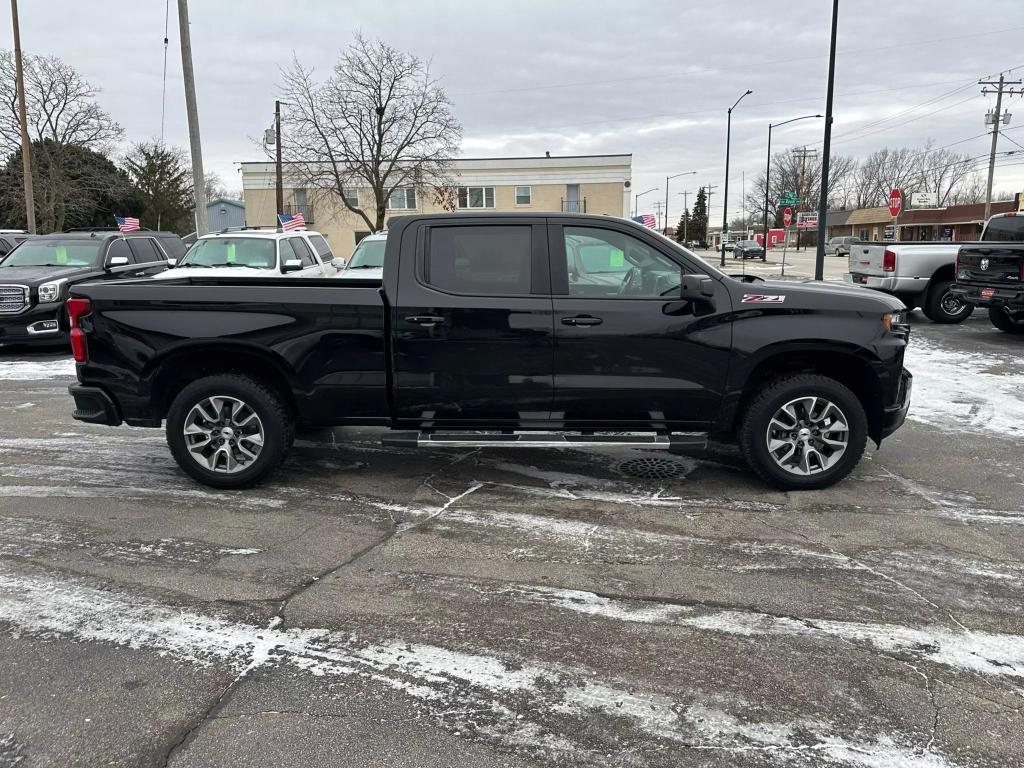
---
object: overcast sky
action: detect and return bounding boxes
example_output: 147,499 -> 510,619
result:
7,0 -> 1024,223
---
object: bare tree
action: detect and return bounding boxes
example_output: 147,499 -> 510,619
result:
277,35 -> 461,233
0,51 -> 123,157
743,149 -> 857,229
858,148 -> 924,207
917,144 -> 978,206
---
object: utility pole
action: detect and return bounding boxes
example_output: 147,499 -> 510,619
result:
980,73 -> 1023,220
792,146 -> 817,251
653,200 -> 665,231
678,190 -> 690,242
177,0 -> 208,235
10,0 -> 35,233
275,100 -> 284,218
815,0 -> 839,279
706,184 -> 719,247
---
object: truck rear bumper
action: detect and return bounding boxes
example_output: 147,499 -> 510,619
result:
880,369 -> 912,440
950,283 -> 1024,310
845,273 -> 926,297
69,385 -> 122,426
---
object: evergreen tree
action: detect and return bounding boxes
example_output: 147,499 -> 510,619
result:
675,209 -> 691,243
121,142 -> 195,234
689,186 -> 709,245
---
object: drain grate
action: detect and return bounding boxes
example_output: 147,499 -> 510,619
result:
615,456 -> 689,480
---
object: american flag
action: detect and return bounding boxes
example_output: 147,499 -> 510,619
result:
278,212 -> 306,231
632,214 -> 657,229
115,215 -> 140,232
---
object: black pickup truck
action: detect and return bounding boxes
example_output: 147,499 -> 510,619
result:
0,230 -> 184,348
952,212 -> 1024,334
67,213 -> 912,491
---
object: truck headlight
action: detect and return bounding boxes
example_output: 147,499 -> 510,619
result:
883,311 -> 908,331
37,279 -> 66,303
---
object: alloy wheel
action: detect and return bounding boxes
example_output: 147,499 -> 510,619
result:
182,395 -> 265,473
765,396 -> 849,476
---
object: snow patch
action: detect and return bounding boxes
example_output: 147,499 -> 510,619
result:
0,358 -> 76,381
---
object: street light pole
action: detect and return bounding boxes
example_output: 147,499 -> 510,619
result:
633,187 -> 657,218
763,115 -> 821,253
815,0 -> 840,280
664,171 -> 697,235
721,90 -> 753,267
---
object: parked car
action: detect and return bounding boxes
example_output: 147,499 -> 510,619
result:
153,228 -> 341,280
722,239 -> 736,253
843,216 -> 1020,323
0,230 -> 31,259
0,230 -> 183,348
951,212 -> 1024,334
67,213 -> 911,492
336,231 -> 386,281
825,236 -> 863,258
732,239 -> 765,260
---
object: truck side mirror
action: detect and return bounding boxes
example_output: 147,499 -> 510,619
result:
107,255 -> 129,268
281,259 -> 303,273
166,258 -> 177,267
680,274 -> 715,299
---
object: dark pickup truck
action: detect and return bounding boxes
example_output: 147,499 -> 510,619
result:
952,212 -> 1024,334
67,213 -> 912,491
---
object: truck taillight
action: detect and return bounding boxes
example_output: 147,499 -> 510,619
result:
67,297 -> 91,363
882,249 -> 896,273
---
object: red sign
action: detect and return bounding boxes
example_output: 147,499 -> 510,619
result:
888,188 -> 903,218
783,207 -> 792,227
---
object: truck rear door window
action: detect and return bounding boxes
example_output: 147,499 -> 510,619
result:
425,225 -> 532,295
128,238 -> 162,263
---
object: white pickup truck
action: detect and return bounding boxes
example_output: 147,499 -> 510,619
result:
845,214 -> 1006,323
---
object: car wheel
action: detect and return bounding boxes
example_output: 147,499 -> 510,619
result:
989,306 -> 1024,334
739,374 -> 867,491
923,280 -> 974,324
165,374 -> 294,488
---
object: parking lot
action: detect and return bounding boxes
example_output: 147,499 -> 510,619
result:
1,313 -> 1023,768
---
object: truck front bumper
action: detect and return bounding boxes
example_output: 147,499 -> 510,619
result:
0,303 -> 67,348
880,369 -> 912,440
69,385 -> 122,426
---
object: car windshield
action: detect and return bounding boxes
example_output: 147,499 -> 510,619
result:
347,239 -> 385,269
982,215 -> 1024,242
0,240 -> 102,268
178,237 -> 277,269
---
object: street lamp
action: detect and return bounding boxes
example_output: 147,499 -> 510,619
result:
664,171 -> 697,234
633,187 -> 658,218
721,89 -> 753,267
762,115 -> 821,252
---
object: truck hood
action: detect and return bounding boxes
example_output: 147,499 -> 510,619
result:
733,278 -> 906,312
0,264 -> 97,286
151,266 -> 278,279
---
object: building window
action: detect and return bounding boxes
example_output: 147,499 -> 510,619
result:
457,186 -> 495,209
515,186 -> 532,206
342,187 -> 359,207
386,187 -> 417,210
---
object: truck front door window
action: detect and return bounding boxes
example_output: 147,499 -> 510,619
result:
564,227 -> 682,299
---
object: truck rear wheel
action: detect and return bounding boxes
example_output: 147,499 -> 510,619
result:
989,306 -> 1024,334
166,374 -> 294,489
923,280 -> 974,324
739,374 -> 867,491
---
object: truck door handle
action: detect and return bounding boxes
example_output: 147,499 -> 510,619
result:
405,315 -> 445,327
562,315 -> 603,326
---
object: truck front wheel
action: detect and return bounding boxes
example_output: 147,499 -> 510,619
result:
739,374 -> 868,490
166,374 -> 294,488
989,306 -> 1024,334
923,280 -> 974,324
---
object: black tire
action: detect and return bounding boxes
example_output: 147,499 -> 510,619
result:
923,280 -> 974,324
989,306 -> 1024,334
738,374 -> 868,491
165,374 -> 294,489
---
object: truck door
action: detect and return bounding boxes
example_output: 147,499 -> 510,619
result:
393,219 -> 553,425
549,221 -> 732,429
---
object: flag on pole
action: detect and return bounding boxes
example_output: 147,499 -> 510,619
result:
631,214 -> 656,229
115,215 -> 140,232
278,212 -> 306,231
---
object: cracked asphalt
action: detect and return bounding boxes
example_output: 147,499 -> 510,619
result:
1,310 -> 1023,767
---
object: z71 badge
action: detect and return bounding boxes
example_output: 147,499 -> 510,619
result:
741,294 -> 786,303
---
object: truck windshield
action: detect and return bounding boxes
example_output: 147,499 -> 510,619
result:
0,240 -> 102,268
982,215 -> 1024,242
178,238 -> 276,269
348,239 -> 385,269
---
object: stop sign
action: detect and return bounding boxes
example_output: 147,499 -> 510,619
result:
783,207 -> 792,227
888,188 -> 903,218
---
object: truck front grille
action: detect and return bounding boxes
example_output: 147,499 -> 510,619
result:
0,284 -> 29,315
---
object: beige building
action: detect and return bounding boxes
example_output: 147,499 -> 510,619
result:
240,154 -> 632,254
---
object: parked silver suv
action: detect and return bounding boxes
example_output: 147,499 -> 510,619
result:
825,236 -> 863,258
